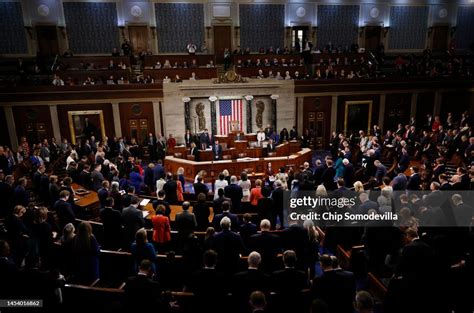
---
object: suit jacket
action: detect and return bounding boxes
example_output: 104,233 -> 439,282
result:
211,229 -> 245,273
212,196 -> 231,215
175,210 -> 197,236
224,184 -> 243,212
151,199 -> 171,217
311,269 -> 356,313
97,187 -> 109,207
392,174 -> 408,191
91,170 -> 105,191
153,164 -> 165,182
212,211 -> 240,232
272,267 -> 309,311
54,199 -> 76,230
12,185 -> 29,207
100,207 -> 123,249
124,274 -> 162,310
151,214 -> 171,243
232,269 -> 271,302
212,144 -> 223,160
188,268 -> 228,313
321,167 -> 337,191
267,143 -> 276,152
122,205 -> 145,244
407,173 -> 421,190
163,180 -> 178,203
375,165 -> 387,183
250,231 -> 282,272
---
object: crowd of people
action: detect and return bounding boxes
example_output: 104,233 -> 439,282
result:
0,107 -> 473,311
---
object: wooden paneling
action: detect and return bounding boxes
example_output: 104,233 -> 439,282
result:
431,25 -> 448,51
12,105 -> 53,143
364,26 -> 381,51
57,104 -> 114,142
440,91 -> 470,121
119,102 -> 155,143
36,26 -> 59,57
384,93 -> 411,131
303,96 -> 332,149
213,26 -> 231,63
128,26 -> 149,53
416,92 -> 435,126
337,95 -> 380,135
0,108 -> 10,147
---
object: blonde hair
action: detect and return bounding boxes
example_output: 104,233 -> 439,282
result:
353,181 -> 364,192
177,167 -> 185,175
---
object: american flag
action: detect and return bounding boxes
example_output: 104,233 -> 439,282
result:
219,99 -> 242,135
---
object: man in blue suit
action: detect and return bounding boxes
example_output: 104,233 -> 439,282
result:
153,160 -> 165,183
212,140 -> 223,160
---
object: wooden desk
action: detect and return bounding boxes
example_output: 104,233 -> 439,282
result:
165,148 -> 312,181
198,149 -> 213,161
168,145 -> 187,158
289,140 -> 301,154
233,140 -> 248,150
72,183 -> 99,209
246,147 -> 263,158
245,134 -> 257,141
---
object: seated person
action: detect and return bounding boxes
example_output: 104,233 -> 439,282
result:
189,72 -> 198,80
52,74 -> 64,86
267,138 -> 276,153
163,76 -> 171,83
174,75 -> 182,83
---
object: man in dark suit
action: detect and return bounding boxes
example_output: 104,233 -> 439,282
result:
282,221 -> 309,271
212,201 -> 239,232
175,201 -> 197,238
162,173 -> 178,204
357,193 -> 379,215
392,172 -> 408,191
374,160 -> 387,184
321,160 -> 337,191
266,138 -> 276,155
406,166 -> 421,191
186,250 -> 228,313
224,176 -> 243,213
272,250 -> 309,312
152,190 -> 171,217
264,124 -> 274,139
97,180 -> 110,208
78,164 -> 92,189
342,159 -> 355,187
0,174 -> 14,217
397,148 -> 410,174
457,167 -> 470,190
144,133 -> 157,162
193,176 -> 209,196
124,260 -> 162,311
12,178 -> 29,207
239,213 -> 257,248
212,216 -> 245,274
121,196 -> 145,248
313,159 -> 324,185
250,219 -> 281,273
439,174 -> 452,191
289,126 -> 297,140
396,228 -> 433,280
232,251 -> 271,310
91,164 -> 105,191
100,197 -> 123,250
311,254 -> 355,313
212,189 -> 231,215
451,194 -> 474,227
212,140 -> 223,160
54,190 -> 75,232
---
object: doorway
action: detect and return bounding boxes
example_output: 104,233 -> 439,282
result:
213,25 -> 231,63
36,26 -> 59,57
128,26 -> 149,54
364,26 -> 381,51
431,25 -> 448,51
292,26 -> 309,52
129,119 -> 149,143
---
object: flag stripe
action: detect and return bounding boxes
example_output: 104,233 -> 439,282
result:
219,99 -> 243,135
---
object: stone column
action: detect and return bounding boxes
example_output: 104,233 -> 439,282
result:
270,95 -> 279,131
245,95 -> 253,133
49,104 -> 62,141
209,96 -> 218,135
152,101 -> 162,135
4,105 -> 18,150
331,95 -> 338,133
378,94 -> 386,131
183,97 -> 191,132
111,102 -> 122,138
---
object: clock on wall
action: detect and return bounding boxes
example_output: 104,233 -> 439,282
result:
296,7 -> 306,18
370,7 -> 380,19
131,5 -> 143,18
37,4 -> 50,17
439,8 -> 448,19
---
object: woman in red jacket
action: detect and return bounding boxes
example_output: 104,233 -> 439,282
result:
151,205 -> 171,253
